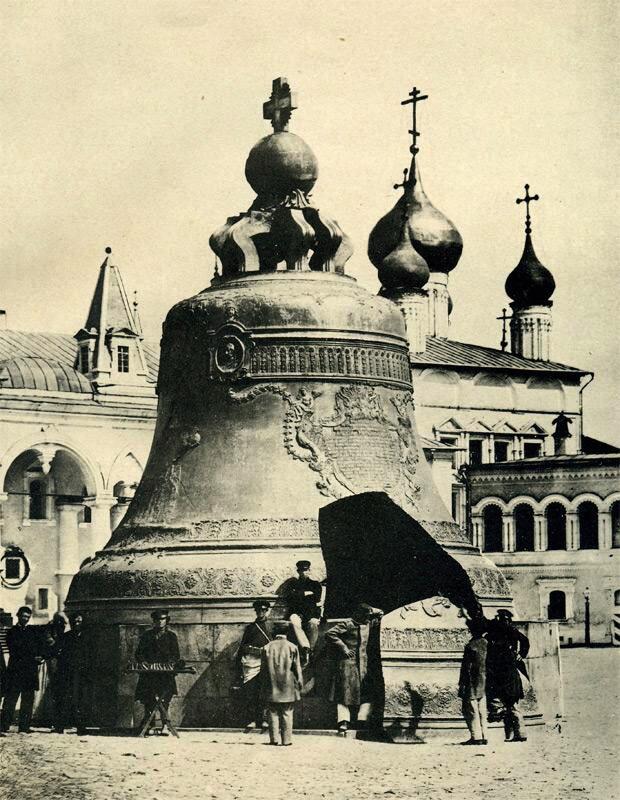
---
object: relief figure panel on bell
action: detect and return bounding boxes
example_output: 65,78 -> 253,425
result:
228,381 -> 451,523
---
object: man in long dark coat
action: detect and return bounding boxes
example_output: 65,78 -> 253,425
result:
324,603 -> 383,734
1,606 -> 43,733
486,609 -> 530,742
235,600 -> 272,730
134,610 -> 180,729
56,612 -> 92,735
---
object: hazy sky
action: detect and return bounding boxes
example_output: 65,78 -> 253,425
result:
1,1 -> 618,442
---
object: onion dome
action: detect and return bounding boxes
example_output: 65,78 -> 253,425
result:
368,170 -> 431,295
369,84 -> 462,296
210,78 -> 352,279
505,184 -> 555,309
505,233 -> 555,308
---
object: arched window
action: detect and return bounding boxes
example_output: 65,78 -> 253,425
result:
514,503 -> 535,551
614,589 -> 620,606
611,501 -> 620,549
483,505 -> 503,552
546,503 -> 567,550
29,479 -> 47,520
548,590 -> 566,620
578,501 -> 599,549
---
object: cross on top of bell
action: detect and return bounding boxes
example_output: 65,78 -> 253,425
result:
263,77 -> 298,132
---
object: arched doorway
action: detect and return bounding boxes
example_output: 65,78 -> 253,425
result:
546,503 -> 567,550
548,590 -> 566,620
482,505 -> 503,552
2,445 -> 98,614
514,503 -> 535,551
578,501 -> 599,549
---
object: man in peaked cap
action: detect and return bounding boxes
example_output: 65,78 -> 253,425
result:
134,610 -> 180,732
282,560 -> 323,656
235,600 -> 273,731
486,609 -> 530,742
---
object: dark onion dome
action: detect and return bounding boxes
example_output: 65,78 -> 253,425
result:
369,162 -> 462,294
505,233 -> 555,308
245,131 -> 318,197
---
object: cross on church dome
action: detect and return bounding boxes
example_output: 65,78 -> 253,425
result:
516,183 -> 539,235
263,77 -> 297,132
401,85 -> 428,158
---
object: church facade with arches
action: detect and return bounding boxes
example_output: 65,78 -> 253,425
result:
0,249 -> 158,617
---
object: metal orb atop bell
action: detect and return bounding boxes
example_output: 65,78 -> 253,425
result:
68,79 -> 510,732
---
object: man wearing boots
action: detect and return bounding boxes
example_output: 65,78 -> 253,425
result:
235,600 -> 272,731
1,606 -> 43,733
324,603 -> 384,736
134,610 -> 180,733
282,560 -> 322,658
486,609 -> 530,742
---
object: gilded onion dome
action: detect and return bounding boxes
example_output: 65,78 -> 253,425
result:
368,86 -> 462,296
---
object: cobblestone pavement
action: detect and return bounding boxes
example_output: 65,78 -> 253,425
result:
1,648 -> 617,800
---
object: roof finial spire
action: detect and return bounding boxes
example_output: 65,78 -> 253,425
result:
496,307 -> 511,352
263,77 -> 297,132
516,183 -> 539,235
132,290 -> 143,335
394,85 -> 428,194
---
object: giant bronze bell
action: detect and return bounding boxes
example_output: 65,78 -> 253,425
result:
68,79 -> 512,735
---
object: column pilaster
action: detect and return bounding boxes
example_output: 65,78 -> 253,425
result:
111,499 -> 131,532
502,514 -> 514,552
599,511 -> 612,550
471,514 -> 483,550
534,512 -> 546,551
566,511 -> 579,550
56,500 -> 83,607
86,495 -> 116,553
0,492 -> 8,548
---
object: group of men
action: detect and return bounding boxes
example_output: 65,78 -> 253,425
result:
0,606 -> 89,735
0,559 -> 531,746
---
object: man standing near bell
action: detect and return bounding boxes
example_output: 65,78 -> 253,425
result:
235,600 -> 273,731
134,610 -> 180,732
283,560 -> 322,657
325,603 -> 384,735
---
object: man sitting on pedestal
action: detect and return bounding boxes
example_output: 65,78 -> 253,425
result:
134,610 -> 180,733
283,560 -> 322,659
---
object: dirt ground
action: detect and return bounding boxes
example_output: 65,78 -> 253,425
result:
0,648 -> 618,800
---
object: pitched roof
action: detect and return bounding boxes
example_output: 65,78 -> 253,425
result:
82,254 -> 140,335
0,330 -> 159,383
409,336 -> 587,374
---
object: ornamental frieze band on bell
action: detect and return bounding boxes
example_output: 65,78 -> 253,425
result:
67,78 -> 514,734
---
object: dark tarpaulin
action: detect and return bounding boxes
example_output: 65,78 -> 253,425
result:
318,492 -> 479,618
